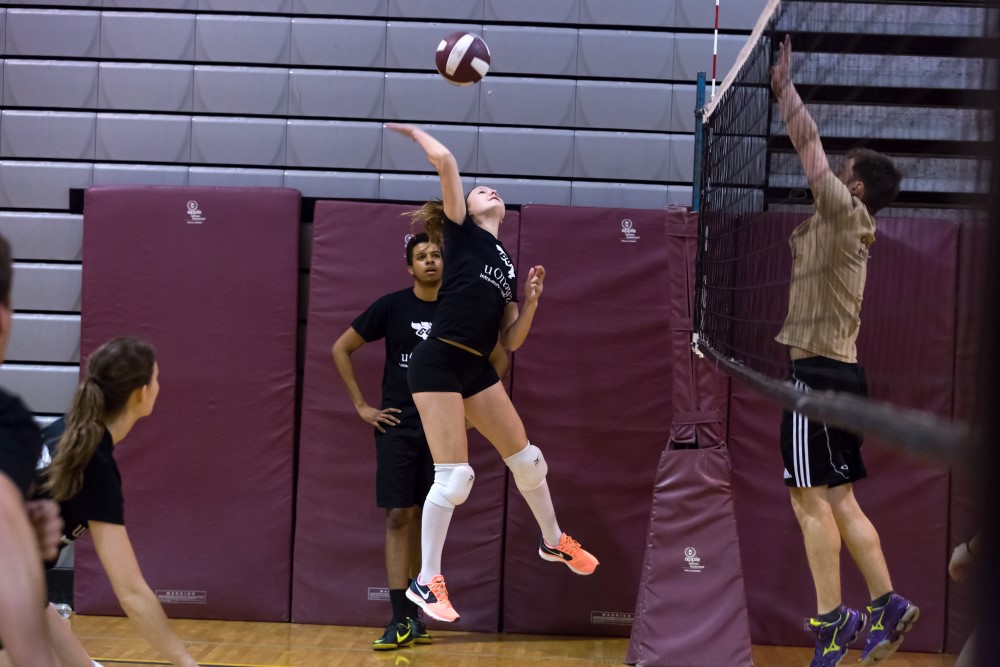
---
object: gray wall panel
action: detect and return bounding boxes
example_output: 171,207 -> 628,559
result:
96,114 -> 191,163
28,0 -> 100,5
386,21 -> 480,72
98,64 -> 194,113
6,314 -> 81,363
0,212 -> 82,261
290,18 -> 386,68
383,73 -> 479,123
672,33 -> 744,81
675,0 -> 768,30
194,67 -> 290,116
573,130 -> 670,181
188,167 -> 284,188
0,162 -> 92,209
482,26 -> 577,76
1,111 -> 96,160
378,173 -> 476,202
667,184 -> 693,207
93,163 -> 189,186
670,84 -> 697,133
669,134 -> 695,181
0,365 -> 78,414
10,263 -> 81,312
195,15 -> 291,64
575,81 -> 671,132
382,123 -> 477,172
388,0 -> 482,21
104,1 -> 198,8
5,10 -> 100,58
480,78 -> 575,127
199,0 -> 293,11
288,70 -> 384,119
580,0 -> 675,27
286,120 -> 382,169
284,170 -> 380,199
0,12 -> 5,55
100,12 -> 196,61
191,117 -> 287,166
476,177 -> 572,206
578,30 -> 673,79
478,128 -> 574,178
293,0 -> 387,16
3,60 -> 99,109
570,182 -> 668,210
484,0 -> 577,23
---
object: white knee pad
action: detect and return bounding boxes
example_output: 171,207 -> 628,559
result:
425,463 -> 475,509
504,443 -> 548,492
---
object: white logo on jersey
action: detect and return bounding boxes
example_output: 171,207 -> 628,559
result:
495,244 -> 515,279
411,321 -> 432,340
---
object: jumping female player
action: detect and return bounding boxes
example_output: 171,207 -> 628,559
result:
386,123 -> 598,623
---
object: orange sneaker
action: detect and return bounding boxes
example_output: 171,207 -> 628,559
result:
406,575 -> 460,623
539,533 -> 599,575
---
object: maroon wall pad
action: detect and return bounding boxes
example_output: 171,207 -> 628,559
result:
728,216 -> 956,651
77,186 -> 300,621
291,201 -> 519,632
502,206 -> 672,636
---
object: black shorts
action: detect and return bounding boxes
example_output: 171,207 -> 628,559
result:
780,356 -> 869,488
375,419 -> 434,509
407,337 -> 500,398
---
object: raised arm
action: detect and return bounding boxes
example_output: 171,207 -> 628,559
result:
386,123 -> 466,223
90,521 -> 199,667
331,327 -> 400,433
499,266 -> 545,352
770,35 -> 833,195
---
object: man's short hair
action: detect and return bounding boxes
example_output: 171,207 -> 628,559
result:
406,232 -> 434,266
0,234 -> 11,307
847,148 -> 902,215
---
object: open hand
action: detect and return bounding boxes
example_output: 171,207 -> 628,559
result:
525,265 -> 546,303
386,123 -> 419,140
770,34 -> 792,97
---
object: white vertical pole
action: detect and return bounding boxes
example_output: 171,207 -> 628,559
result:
712,0 -> 720,97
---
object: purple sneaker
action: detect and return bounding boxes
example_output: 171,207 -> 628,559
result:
859,594 -> 919,664
808,606 -> 867,667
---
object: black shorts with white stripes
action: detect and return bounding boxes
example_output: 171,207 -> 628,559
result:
780,356 -> 869,488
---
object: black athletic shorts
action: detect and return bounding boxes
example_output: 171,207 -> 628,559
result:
780,356 -> 869,488
407,337 -> 500,398
375,419 -> 434,509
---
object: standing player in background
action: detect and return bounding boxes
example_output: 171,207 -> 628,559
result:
39,337 -> 200,667
332,233 -> 507,650
385,122 -> 599,625
770,36 -> 910,667
0,233 -> 61,667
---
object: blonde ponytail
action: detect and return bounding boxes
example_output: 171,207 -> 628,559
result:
403,198 -> 447,248
46,378 -> 106,501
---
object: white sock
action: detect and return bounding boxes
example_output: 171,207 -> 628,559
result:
418,498 -> 453,582
503,445 -> 562,546
521,481 -> 562,547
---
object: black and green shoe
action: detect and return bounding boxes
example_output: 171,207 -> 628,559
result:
408,616 -> 433,645
373,620 -> 414,651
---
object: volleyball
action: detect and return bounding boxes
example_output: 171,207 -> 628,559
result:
435,32 -> 491,86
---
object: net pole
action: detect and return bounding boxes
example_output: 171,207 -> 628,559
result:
711,0 -> 720,97
692,72 -> 707,212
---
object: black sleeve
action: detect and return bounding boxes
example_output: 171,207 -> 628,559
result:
0,393 -> 43,498
351,295 -> 391,343
76,460 -> 125,526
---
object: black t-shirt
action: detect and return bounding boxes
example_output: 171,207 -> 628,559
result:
0,388 -> 43,498
352,288 -> 438,421
432,215 -> 517,356
44,422 -> 125,544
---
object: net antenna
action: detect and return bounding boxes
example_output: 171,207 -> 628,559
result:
693,0 -> 988,466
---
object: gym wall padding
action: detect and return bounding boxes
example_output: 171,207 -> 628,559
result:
727,216 -> 957,651
502,206 -> 673,637
291,201 -> 520,632
76,186 -> 300,621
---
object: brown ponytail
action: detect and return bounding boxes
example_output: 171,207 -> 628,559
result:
403,198 -> 447,248
46,337 -> 156,501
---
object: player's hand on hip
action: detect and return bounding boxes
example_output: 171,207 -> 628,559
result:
25,499 -> 63,561
359,404 -> 402,433
770,34 -> 792,96
525,265 -> 545,304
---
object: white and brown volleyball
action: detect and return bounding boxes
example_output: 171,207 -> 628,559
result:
435,32 -> 491,86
